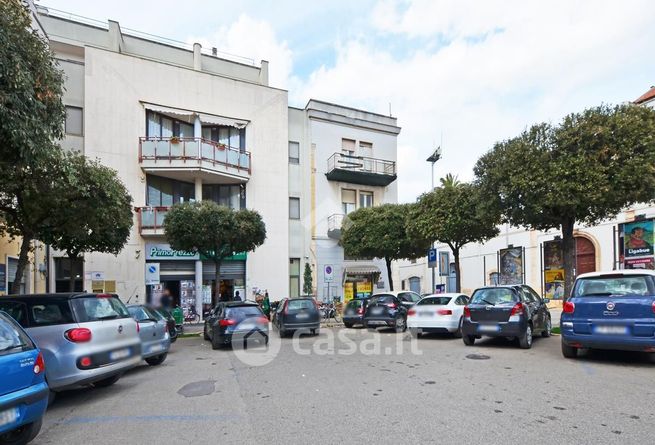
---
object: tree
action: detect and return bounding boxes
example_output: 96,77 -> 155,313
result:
407,181 -> 501,292
163,201 -> 266,298
42,153 -> 133,291
440,173 -> 461,189
474,104 -> 655,297
341,204 -> 431,291
302,263 -> 313,295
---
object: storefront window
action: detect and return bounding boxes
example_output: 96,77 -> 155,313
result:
55,257 -> 83,292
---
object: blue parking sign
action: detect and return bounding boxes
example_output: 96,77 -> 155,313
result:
428,248 -> 437,268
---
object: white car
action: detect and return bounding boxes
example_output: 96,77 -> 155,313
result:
407,293 -> 470,337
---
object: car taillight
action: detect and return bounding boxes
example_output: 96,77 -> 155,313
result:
219,319 -> 236,327
510,303 -> 524,316
33,352 -> 45,375
464,306 -> 471,317
79,356 -> 92,368
563,301 -> 575,314
256,316 -> 269,324
357,307 -> 363,315
437,309 -> 452,315
652,301 -> 655,314
408,309 -> 416,316
65,328 -> 92,343
387,303 -> 397,309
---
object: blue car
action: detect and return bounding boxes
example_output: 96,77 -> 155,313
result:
0,311 -> 49,445
561,271 -> 655,359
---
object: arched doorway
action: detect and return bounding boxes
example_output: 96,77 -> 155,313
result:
575,236 -> 596,275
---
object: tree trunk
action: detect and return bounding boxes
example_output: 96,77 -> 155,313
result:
214,259 -> 223,302
11,237 -> 31,295
561,217 -> 576,300
385,257 -> 394,291
453,248 -> 461,293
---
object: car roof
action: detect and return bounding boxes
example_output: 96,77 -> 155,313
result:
577,270 -> 655,279
473,285 -> 523,291
222,301 -> 260,307
371,290 -> 418,297
420,293 -> 464,298
5,292 -> 119,300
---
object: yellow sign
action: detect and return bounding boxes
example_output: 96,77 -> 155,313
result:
91,280 -> 104,293
344,283 -> 354,302
359,281 -> 372,293
545,269 -> 564,283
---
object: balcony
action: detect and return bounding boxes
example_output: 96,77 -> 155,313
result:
137,206 -> 169,236
325,153 -> 396,187
327,213 -> 345,239
139,137 -> 251,184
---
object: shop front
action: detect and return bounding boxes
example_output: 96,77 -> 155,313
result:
342,265 -> 381,305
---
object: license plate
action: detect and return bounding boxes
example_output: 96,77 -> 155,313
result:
594,325 -> 628,335
478,324 -> 499,333
149,344 -> 163,353
371,307 -> 384,315
296,313 -> 309,320
368,320 -> 386,326
0,408 -> 19,427
109,348 -> 131,361
419,311 -> 433,317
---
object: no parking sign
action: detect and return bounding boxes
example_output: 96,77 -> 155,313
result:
324,265 -> 334,283
145,263 -> 160,285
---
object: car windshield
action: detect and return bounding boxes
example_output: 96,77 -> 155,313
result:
418,297 -> 451,306
72,296 -> 131,322
470,288 -> 518,305
573,275 -> 653,297
225,306 -> 263,320
287,299 -> 316,311
0,312 -> 33,355
128,306 -> 156,322
369,296 -> 394,305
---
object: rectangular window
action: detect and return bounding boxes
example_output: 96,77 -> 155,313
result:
290,258 -> 301,298
341,138 -> 356,156
146,175 -> 195,206
65,106 -> 83,136
341,189 -> 356,214
359,191 -> 373,208
289,197 -> 300,219
289,141 -> 300,164
202,184 -> 243,209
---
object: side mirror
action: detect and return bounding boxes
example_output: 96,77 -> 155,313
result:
543,298 -> 550,304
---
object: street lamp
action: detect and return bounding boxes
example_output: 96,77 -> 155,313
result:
426,146 -> 442,292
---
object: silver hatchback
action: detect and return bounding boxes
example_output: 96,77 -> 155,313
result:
126,305 -> 170,366
0,293 -> 141,392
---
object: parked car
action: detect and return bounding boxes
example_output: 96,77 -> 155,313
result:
343,298 -> 370,328
0,311 -> 48,445
462,285 -> 551,349
152,308 -> 177,343
371,291 -> 421,309
0,293 -> 141,392
204,301 -> 269,348
407,293 -> 469,337
127,305 -> 170,366
560,270 -> 655,359
363,294 -> 409,331
273,298 -> 320,337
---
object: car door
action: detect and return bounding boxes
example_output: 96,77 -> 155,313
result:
519,286 -> 541,329
275,299 -> 287,328
525,286 -> 547,329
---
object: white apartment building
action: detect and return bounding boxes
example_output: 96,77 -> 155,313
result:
33,7 -> 401,312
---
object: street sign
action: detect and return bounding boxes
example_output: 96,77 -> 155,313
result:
145,263 -> 160,285
428,248 -> 437,268
324,265 -> 334,283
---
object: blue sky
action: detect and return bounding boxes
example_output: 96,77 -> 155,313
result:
39,0 -> 655,202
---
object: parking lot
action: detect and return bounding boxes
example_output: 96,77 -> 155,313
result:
34,325 -> 654,445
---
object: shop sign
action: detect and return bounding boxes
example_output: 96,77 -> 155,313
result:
344,282 -> 353,302
145,243 -> 248,261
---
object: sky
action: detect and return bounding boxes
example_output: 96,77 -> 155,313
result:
38,0 -> 655,202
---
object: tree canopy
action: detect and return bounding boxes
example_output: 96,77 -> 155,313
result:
475,104 -> 655,296
341,203 -> 431,291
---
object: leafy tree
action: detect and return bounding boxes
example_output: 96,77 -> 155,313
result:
42,153 -> 133,291
440,173 -> 461,189
408,181 -> 501,292
341,204 -> 431,291
163,201 -> 266,298
302,263 -> 313,295
475,104 -> 655,297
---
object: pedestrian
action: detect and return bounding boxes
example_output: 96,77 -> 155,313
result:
262,290 -> 271,320
160,288 -> 173,309
233,290 -> 241,301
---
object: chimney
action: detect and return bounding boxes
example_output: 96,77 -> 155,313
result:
193,43 -> 202,71
108,20 -> 124,53
259,60 -> 269,86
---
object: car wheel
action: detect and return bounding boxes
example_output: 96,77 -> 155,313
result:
211,336 -> 222,350
409,328 -> 421,338
344,322 -> 354,328
203,324 -> 211,341
0,417 -> 43,445
145,353 -> 167,366
279,329 -> 287,338
93,374 -> 122,388
394,316 -> 407,333
47,389 -> 57,407
462,335 -> 475,346
519,324 -> 533,349
561,341 -> 578,358
541,316 -> 552,338
454,317 -> 463,338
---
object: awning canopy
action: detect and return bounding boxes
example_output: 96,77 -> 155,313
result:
142,103 -> 249,128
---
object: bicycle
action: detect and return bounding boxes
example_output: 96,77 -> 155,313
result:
319,302 -> 341,323
183,306 -> 201,324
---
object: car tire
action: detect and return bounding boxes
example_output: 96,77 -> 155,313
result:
203,325 -> 211,341
519,324 -> 533,349
541,316 -> 552,338
409,328 -> 421,338
344,322 -> 354,328
561,341 -> 578,358
454,317 -> 463,338
93,374 -> 122,388
211,336 -> 222,350
462,334 -> 475,346
279,329 -> 287,338
145,353 -> 167,366
394,316 -> 407,333
0,416 -> 43,445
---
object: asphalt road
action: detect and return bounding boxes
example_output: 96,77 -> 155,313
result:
36,326 -> 654,445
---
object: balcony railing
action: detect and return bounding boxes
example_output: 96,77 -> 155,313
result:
137,206 -> 169,235
325,153 -> 396,186
139,137 -> 251,180
327,213 -> 345,239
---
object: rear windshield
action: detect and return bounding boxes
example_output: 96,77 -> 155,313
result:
0,312 -> 34,356
128,306 -> 159,322
0,301 -> 28,326
470,288 -> 518,305
72,296 -> 131,322
369,295 -> 395,305
346,299 -> 364,308
418,297 -> 451,306
286,299 -> 316,311
0,300 -> 74,327
225,306 -> 263,320
573,275 -> 654,298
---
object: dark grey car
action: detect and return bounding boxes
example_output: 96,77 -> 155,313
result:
274,298 -> 320,337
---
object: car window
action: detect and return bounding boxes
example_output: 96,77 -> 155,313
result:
287,299 -> 315,311
0,301 -> 28,326
128,306 -> 153,321
0,312 -> 34,356
30,302 -> 75,326
225,306 -> 263,320
369,296 -> 395,305
520,287 -> 536,303
573,275 -> 654,297
417,297 -> 451,306
524,286 -> 542,303
72,296 -> 131,322
470,288 -> 519,305
409,292 -> 421,302
455,296 -> 468,305
346,299 -> 362,309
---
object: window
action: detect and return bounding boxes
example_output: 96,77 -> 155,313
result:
470,288 -> 518,305
455,296 -> 469,305
146,111 -> 194,139
418,297 -> 452,306
289,141 -> 300,164
54,257 -> 83,292
30,303 -> 74,326
342,189 -> 356,215
359,191 -> 373,208
146,175 -> 195,207
289,259 -> 301,298
65,106 -> 83,136
202,184 -> 243,209
341,138 -> 356,156
289,197 -> 300,219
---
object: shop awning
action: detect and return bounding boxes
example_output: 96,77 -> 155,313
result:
142,103 -> 249,128
344,265 -> 380,275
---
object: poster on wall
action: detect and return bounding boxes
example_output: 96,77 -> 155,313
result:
543,240 -> 565,300
625,257 -> 655,270
180,280 -> 196,318
618,219 -> 655,270
499,247 -> 523,285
